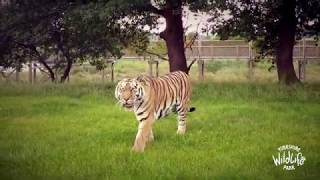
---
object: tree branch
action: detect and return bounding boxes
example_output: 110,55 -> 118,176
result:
146,4 -> 164,16
0,68 -> 15,79
130,43 -> 169,61
143,50 -> 168,61
187,58 -> 197,73
33,63 -> 50,75
184,32 -> 199,49
14,41 -> 56,81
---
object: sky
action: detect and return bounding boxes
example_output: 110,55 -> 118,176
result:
148,6 -> 211,35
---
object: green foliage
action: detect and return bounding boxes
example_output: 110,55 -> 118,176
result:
88,58 -> 108,71
146,40 -> 167,55
204,61 -> 244,74
0,36 -> 26,71
0,0 -> 154,74
195,0 -> 320,57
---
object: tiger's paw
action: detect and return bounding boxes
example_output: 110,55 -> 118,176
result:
132,145 -> 144,152
147,133 -> 154,142
176,128 -> 186,135
132,142 -> 145,152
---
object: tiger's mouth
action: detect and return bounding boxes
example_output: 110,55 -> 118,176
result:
122,103 -> 133,109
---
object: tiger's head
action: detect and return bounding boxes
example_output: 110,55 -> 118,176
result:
115,78 -> 146,110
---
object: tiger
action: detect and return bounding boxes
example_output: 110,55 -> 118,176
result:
114,71 -> 195,152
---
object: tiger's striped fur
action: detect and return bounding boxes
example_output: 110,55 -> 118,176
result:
115,71 -> 194,152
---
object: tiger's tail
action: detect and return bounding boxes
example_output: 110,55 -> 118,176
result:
189,107 -> 196,112
172,106 -> 196,113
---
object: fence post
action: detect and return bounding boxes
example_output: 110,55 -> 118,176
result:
155,60 -> 159,77
298,61 -> 305,81
148,58 -> 153,76
111,60 -> 115,83
236,45 -> 239,60
28,61 -> 33,84
198,59 -> 204,81
15,63 -> 20,82
102,68 -> 105,82
317,41 -> 320,58
15,69 -> 20,82
298,38 -> 306,81
101,59 -> 107,83
198,40 -> 202,57
33,62 -> 37,83
247,41 -> 254,81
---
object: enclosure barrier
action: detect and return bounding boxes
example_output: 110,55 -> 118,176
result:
101,59 -> 115,83
147,58 -> 159,77
3,39 -> 319,83
197,59 -> 205,81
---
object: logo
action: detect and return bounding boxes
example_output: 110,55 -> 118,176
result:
272,144 -> 306,170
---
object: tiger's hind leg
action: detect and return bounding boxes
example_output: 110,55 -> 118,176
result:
176,107 -> 187,135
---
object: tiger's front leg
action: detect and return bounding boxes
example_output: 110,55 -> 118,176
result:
132,117 -> 154,152
147,129 -> 154,142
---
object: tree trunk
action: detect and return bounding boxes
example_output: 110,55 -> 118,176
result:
60,57 -> 72,83
56,36 -> 73,83
15,42 -> 56,82
38,57 -> 55,82
275,0 -> 300,85
159,0 -> 188,73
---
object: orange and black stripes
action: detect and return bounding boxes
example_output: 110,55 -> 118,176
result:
132,71 -> 192,124
115,71 -> 195,151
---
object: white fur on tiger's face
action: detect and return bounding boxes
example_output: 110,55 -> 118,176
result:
115,78 -> 145,111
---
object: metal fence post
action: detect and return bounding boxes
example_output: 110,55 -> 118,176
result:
247,41 -> 254,81
155,60 -> 159,77
15,69 -> 20,82
28,61 -> 32,84
33,62 -> 37,83
198,40 -> 202,57
236,45 -> 239,60
298,38 -> 306,81
198,59 -> 204,81
111,60 -> 115,83
148,58 -> 153,76
298,61 -> 305,81
102,68 -> 105,82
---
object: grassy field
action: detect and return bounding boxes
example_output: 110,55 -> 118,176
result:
75,59 -> 320,83
0,81 -> 319,179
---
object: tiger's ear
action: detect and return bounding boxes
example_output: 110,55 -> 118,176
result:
115,78 -> 129,86
135,76 -> 147,86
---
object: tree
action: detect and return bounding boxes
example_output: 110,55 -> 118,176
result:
0,0 -> 148,82
158,0 -> 188,72
0,0 -> 69,82
102,0 -> 198,73
0,35 -> 26,79
198,0 -> 320,85
2,0 -> 209,77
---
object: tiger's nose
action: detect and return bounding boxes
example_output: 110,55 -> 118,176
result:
122,92 -> 131,101
123,96 -> 130,101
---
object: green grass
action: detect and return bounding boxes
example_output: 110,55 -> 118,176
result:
0,82 -> 319,179
71,59 -> 320,83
